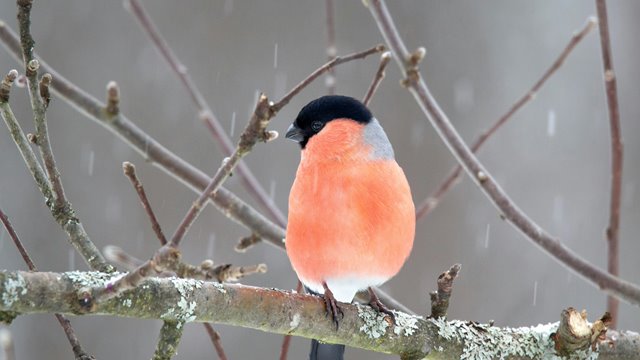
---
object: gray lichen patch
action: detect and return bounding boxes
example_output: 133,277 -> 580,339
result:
2,273 -> 27,307
392,310 -> 421,337
159,277 -> 202,325
356,303 -> 389,339
64,271 -> 123,288
429,318 -> 599,360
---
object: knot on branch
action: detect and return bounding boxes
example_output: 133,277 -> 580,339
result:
401,47 -> 425,88
105,81 -> 120,117
429,263 -> 461,318
238,94 -> 276,154
551,308 -> 611,356
38,73 -> 51,108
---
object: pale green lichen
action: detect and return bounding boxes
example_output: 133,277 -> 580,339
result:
289,313 -> 301,330
356,303 -> 389,339
159,277 -> 201,325
2,273 -> 27,307
211,281 -> 226,293
429,318 -> 599,360
64,271 -> 123,288
392,310 -> 422,337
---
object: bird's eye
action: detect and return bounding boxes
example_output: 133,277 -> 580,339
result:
311,121 -> 324,132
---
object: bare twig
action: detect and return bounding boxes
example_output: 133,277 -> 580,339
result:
595,0 -> 623,329
17,0 -> 66,210
368,0 -> 640,306
271,44 -> 384,112
169,94 -> 276,248
0,208 -> 36,270
0,69 -> 53,201
153,321 -> 183,360
126,0 -> 287,227
235,232 -> 262,253
325,0 -> 337,94
415,17 -> 598,220
14,2 -> 112,273
203,323 -> 228,360
429,263 -> 461,319
0,208 -> 95,360
363,51 -> 391,106
103,245 -> 145,270
122,161 -> 167,245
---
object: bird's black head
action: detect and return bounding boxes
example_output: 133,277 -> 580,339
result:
286,95 -> 372,148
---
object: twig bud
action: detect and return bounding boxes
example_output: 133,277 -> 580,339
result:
26,59 -> 39,76
39,73 -> 52,108
106,81 -> 120,117
27,133 -> 37,144
235,233 -> 262,252
122,161 -> 135,176
0,70 -> 19,102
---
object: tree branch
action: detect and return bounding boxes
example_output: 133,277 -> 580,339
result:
126,0 -> 287,228
363,51 -> 391,106
415,16 -> 598,221
0,270 -> 636,359
595,0 -> 623,329
367,0 -> 640,307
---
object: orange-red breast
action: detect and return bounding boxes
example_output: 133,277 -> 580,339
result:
285,95 -> 415,327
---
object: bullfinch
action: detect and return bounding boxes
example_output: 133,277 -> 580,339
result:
285,95 -> 415,355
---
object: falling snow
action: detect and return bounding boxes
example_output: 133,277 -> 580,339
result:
547,110 -> 556,137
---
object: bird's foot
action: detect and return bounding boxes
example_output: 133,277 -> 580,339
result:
368,287 -> 396,325
322,282 -> 344,330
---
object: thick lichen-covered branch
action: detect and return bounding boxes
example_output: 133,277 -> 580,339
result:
1,270 -> 637,359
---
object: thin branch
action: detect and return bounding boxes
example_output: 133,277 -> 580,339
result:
0,209 -> 36,270
367,0 -> 640,306
0,208 -> 95,360
415,17 -> 598,220
3,270 -> 637,359
271,44 -> 384,112
153,321 -> 183,360
13,3 -> 113,273
363,51 -> 391,106
122,161 -> 167,245
0,69 -> 53,201
595,0 -> 623,329
203,323 -> 228,360
324,0 -> 337,94
17,0 -> 67,211
429,264 -> 461,319
126,0 -> 287,227
0,72 -> 111,273
169,94 -> 276,248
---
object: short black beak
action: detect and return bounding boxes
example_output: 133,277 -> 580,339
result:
285,123 -> 304,143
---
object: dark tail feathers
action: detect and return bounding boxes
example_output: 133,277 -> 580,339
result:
309,339 -> 345,360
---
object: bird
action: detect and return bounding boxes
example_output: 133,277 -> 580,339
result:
285,95 -> 415,359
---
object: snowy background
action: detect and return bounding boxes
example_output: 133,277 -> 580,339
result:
0,1 -> 639,359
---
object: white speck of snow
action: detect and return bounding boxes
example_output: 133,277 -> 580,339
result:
484,223 -> 491,248
273,43 -> 278,69
532,281 -> 538,307
547,109 -> 556,137
88,150 -> 95,176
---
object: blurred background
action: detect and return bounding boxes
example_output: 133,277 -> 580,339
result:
1,0 -> 639,359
